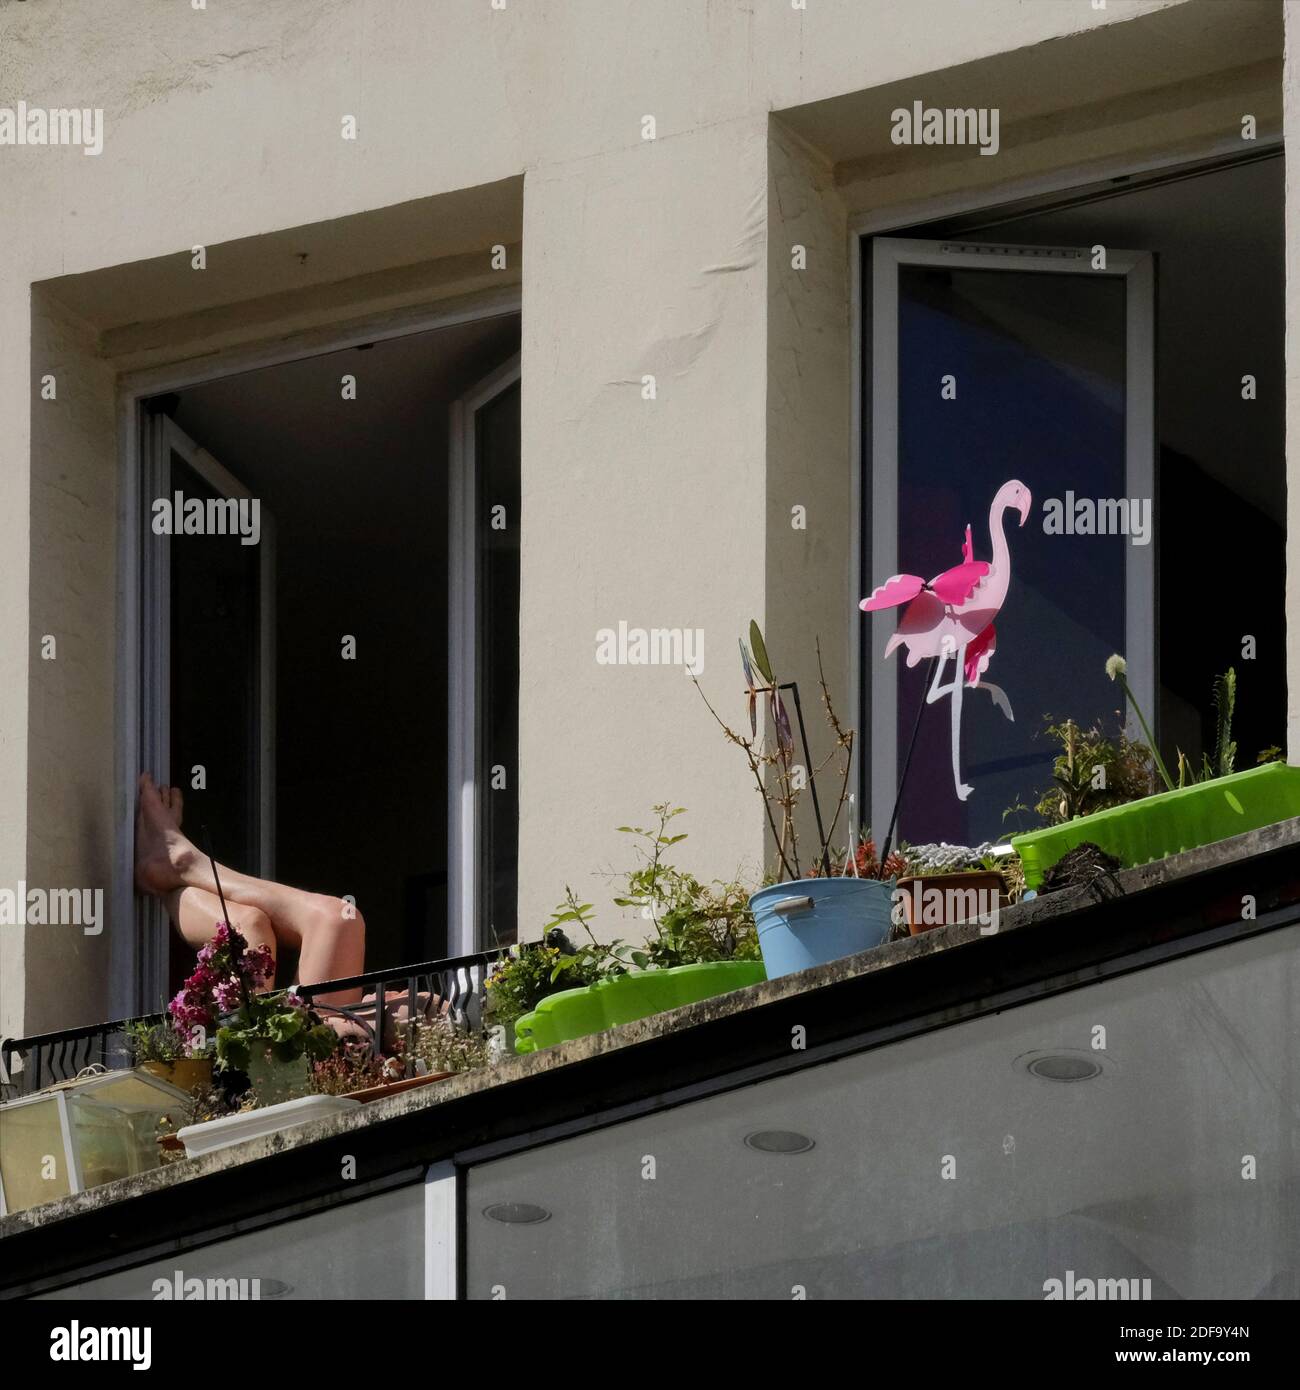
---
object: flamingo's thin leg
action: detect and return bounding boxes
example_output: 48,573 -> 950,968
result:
975,681 -> 1014,722
925,645 -> 953,705
948,643 -> 972,800
923,639 -> 973,801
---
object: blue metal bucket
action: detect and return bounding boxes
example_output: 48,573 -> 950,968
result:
750,877 -> 894,979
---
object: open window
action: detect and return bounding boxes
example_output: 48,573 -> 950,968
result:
130,312 -> 521,1010
861,152 -> 1286,846
136,410 -> 277,1000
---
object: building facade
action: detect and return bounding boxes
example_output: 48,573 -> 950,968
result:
1,0 -> 1296,1042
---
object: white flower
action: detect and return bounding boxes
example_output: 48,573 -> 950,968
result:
1105,654 -> 1127,681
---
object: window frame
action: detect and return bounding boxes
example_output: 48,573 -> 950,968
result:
864,235 -> 1153,842
114,289 -> 522,1016
447,354 -> 522,957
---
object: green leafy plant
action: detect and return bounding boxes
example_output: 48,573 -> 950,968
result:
613,805 -> 760,969
215,990 -> 339,1074
1008,716 -> 1156,828
310,1045 -> 388,1096
126,1017 -> 204,1064
1176,667 -> 1238,786
1105,654 -> 1174,791
485,928 -> 610,1028
1097,658 -> 1277,798
486,806 -> 760,1026
409,1016 -> 492,1075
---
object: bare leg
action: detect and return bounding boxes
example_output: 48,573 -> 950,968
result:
151,783 -> 280,978
135,774 -> 365,1005
164,886 -> 278,985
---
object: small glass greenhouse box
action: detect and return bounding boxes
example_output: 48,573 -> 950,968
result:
0,1068 -> 192,1216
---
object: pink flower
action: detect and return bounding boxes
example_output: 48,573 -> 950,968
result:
241,944 -> 275,984
184,962 -> 216,991
212,975 -> 244,1012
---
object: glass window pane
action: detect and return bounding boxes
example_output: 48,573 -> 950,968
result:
892,265 -> 1128,843
467,928 -> 1298,1299
41,1184 -> 426,1300
168,453 -> 261,872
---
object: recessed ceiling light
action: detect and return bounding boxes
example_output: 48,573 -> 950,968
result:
482,1201 -> 551,1225
1015,1049 -> 1104,1082
743,1129 -> 815,1154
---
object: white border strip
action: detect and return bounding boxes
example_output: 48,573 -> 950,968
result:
424,1161 -> 458,1299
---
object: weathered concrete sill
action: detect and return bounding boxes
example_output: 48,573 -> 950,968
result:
4,813 -> 1298,1240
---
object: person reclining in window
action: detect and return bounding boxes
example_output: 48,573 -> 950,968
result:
133,771 -> 364,1011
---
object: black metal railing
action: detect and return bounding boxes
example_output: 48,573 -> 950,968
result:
295,947 -> 506,1074
0,947 -> 506,1097
0,1014 -> 164,1097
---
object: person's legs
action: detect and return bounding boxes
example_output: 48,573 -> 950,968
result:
163,886 -> 278,985
135,773 -> 365,1005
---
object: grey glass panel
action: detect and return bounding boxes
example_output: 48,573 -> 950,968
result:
168,453 -> 261,876
42,1183 -> 425,1301
467,928 -> 1298,1300
893,265 -> 1128,843
167,453 -> 261,997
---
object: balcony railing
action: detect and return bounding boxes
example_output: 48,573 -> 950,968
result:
295,947 -> 506,1071
0,947 -> 506,1097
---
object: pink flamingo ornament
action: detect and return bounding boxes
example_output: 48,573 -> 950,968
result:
861,479 -> 1031,802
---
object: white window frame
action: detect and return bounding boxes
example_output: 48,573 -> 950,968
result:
133,412 -> 278,1006
113,288 -> 522,1017
448,354 -> 522,959
864,236 -> 1154,841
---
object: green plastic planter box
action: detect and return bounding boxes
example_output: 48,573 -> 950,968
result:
513,960 -> 766,1054
1011,762 -> 1300,891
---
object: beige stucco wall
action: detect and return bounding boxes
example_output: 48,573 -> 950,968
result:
763,119 -> 852,866
2,0 -> 1270,1037
21,291 -> 120,1036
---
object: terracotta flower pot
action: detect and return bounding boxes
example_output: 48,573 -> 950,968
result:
894,870 -> 1008,935
138,1057 -> 213,1096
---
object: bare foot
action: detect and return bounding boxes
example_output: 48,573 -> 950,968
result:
159,783 -> 184,829
134,773 -> 198,896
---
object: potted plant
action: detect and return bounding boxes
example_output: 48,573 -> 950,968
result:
125,1018 -> 213,1096
216,992 -> 340,1105
495,806 -> 766,1054
1012,660 -> 1300,888
409,1015 -> 491,1076
169,919 -> 339,1105
310,1020 -> 491,1101
695,624 -> 893,978
891,842 -> 1012,935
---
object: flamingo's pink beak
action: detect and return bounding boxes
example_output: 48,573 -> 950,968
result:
1017,491 -> 1031,527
